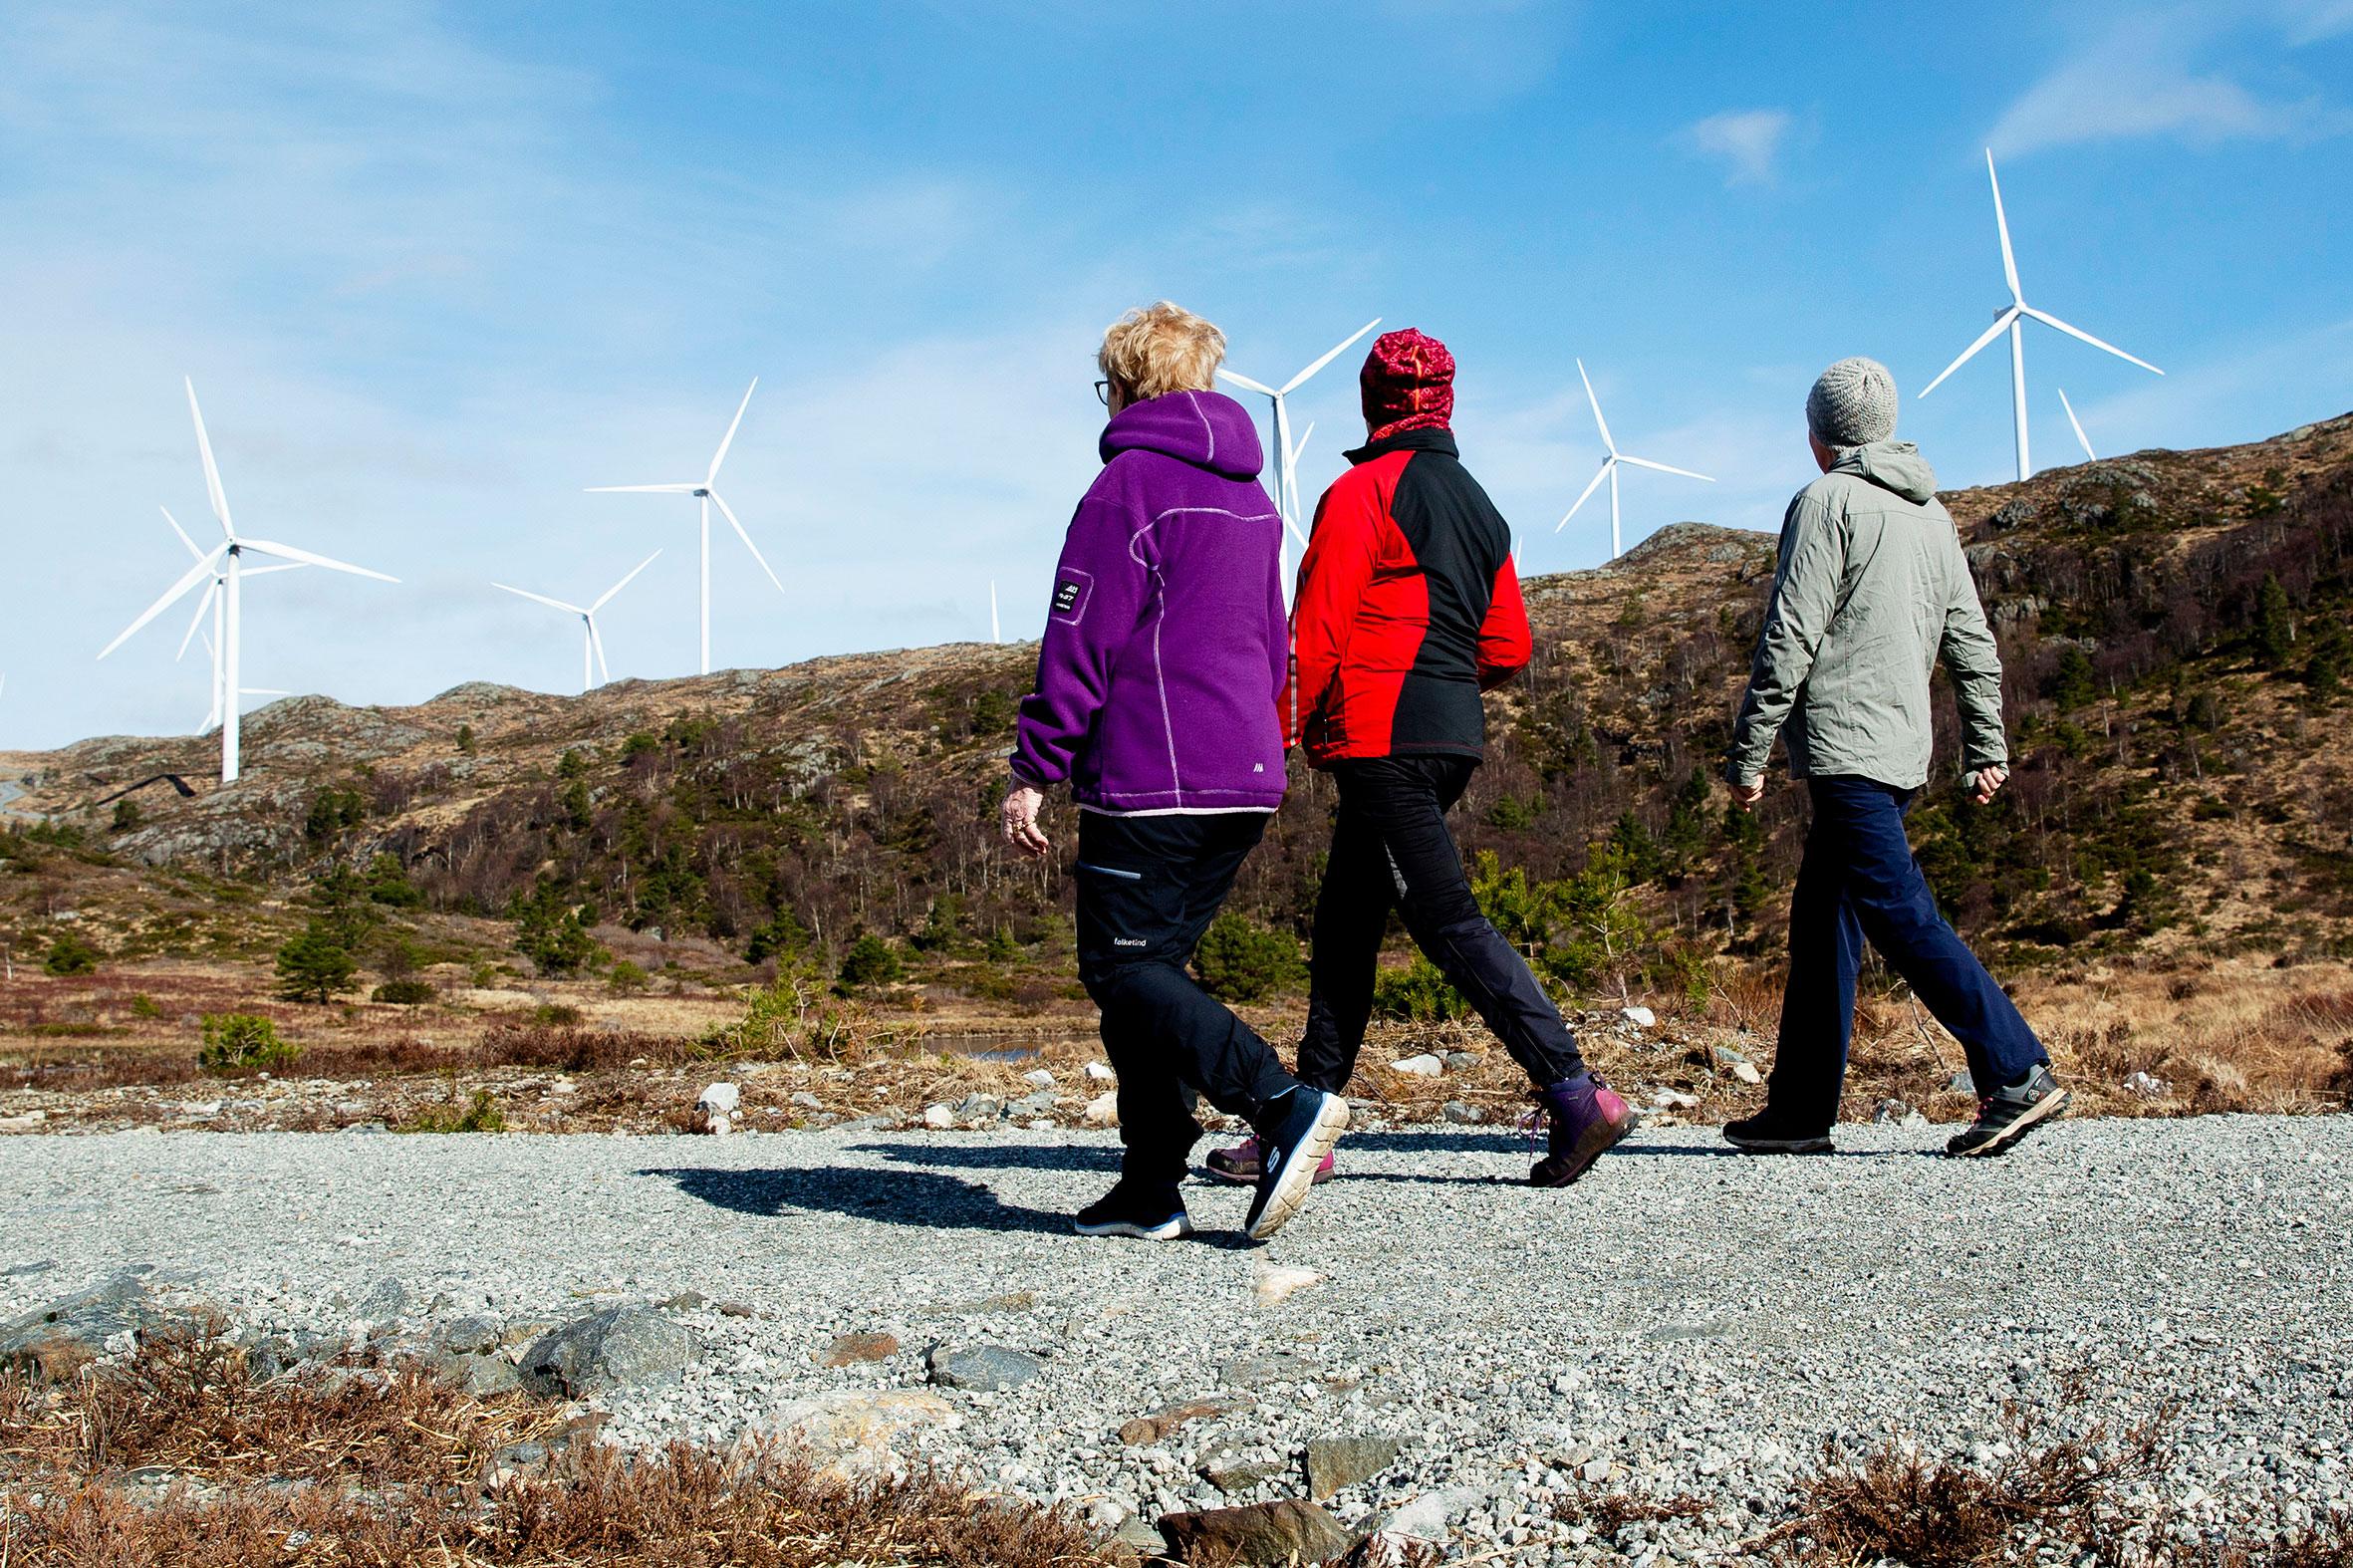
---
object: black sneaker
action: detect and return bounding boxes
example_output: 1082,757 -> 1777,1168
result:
1242,1088 -> 1349,1241
1946,1065 -> 2070,1158
1072,1181 -> 1192,1240
1723,1107 -> 1835,1155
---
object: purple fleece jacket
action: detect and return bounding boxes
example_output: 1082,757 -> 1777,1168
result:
1009,389 -> 1289,814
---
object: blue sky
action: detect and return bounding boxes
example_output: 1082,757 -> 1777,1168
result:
3,0 -> 2349,749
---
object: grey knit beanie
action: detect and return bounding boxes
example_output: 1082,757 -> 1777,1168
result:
1806,357 -> 1898,449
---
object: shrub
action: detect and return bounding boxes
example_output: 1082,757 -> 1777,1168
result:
1372,957 -> 1467,1022
42,930 -> 102,976
745,911 -> 811,964
365,853 -> 423,908
129,993 -> 163,1020
531,1002 -> 584,1027
198,1013 -> 302,1075
699,976 -> 912,1062
512,883 -> 602,977
607,959 -> 650,995
1192,914 -> 1306,1002
371,978 -> 436,1006
398,1088 -> 504,1134
836,933 -> 905,991
275,924 -> 358,1004
455,723 -> 477,755
111,798 -> 143,833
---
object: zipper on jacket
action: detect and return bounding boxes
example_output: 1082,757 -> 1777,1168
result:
1077,862 -> 1144,881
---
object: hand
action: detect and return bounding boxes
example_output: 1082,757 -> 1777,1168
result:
1967,764 -> 2009,806
999,784 -> 1050,860
1726,775 -> 1766,812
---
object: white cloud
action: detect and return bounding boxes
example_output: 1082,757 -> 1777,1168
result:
1678,109 -> 1794,187
1988,14 -> 2351,152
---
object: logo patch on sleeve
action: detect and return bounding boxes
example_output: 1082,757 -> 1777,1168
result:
1053,579 -> 1082,614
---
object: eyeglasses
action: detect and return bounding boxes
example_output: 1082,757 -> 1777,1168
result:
1094,380 -> 1113,407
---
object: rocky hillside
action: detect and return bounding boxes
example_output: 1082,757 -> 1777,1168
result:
5,412 -> 2351,998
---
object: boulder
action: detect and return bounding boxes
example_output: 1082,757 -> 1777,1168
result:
1083,1061 -> 1117,1082
818,1331 -> 900,1368
1304,1434 -> 1403,1497
519,1306 -> 698,1399
1158,1499 -> 1351,1566
0,1267 -> 196,1384
1082,1092 -> 1120,1127
1219,1351 -> 1315,1390
1388,1053 -> 1443,1077
1118,1393 -> 1252,1446
1440,1101 -> 1484,1125
926,1343 -> 1042,1391
694,1082 -> 740,1136
1620,1005 -> 1657,1029
920,1104 -> 955,1129
763,1388 -> 959,1475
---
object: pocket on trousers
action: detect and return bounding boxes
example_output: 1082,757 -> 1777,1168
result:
1077,859 -> 1180,965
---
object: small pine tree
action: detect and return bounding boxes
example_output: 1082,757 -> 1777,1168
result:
1192,914 -> 1306,1002
111,798 -> 142,833
455,723 -> 477,755
2049,645 -> 2098,711
42,930 -> 102,976
836,933 -> 905,991
2252,575 -> 2294,668
275,923 -> 358,1003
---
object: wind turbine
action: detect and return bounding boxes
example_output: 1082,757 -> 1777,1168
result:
491,551 -> 662,694
2057,389 -> 2097,461
1220,319 -> 1381,584
989,581 -> 1001,645
586,380 -> 784,675
1555,360 -> 1714,560
98,380 -> 397,785
158,506 -> 302,732
1919,149 -> 2161,481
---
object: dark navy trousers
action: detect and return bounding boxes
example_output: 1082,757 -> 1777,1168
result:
1771,775 -> 2048,1129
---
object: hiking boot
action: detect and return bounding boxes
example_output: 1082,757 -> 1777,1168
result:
1946,1065 -> 2070,1158
1242,1088 -> 1349,1242
1072,1181 -> 1193,1240
1203,1135 -> 1336,1187
1528,1073 -> 1636,1187
1724,1107 -> 1835,1155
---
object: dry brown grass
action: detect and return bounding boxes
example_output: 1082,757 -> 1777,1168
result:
0,1326 -> 1118,1567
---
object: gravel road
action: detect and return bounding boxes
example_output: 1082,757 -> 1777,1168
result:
4,1116 -> 2347,1560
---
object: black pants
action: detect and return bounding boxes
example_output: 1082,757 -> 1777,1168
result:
1076,811 -> 1300,1192
1298,755 -> 1585,1093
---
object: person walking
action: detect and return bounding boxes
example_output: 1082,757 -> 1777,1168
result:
1723,356 -> 2069,1158
1001,301 -> 1347,1242
1207,328 -> 1635,1189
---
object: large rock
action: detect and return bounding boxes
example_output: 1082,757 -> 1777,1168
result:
1119,1393 -> 1252,1446
0,1267 -> 195,1384
818,1331 -> 900,1368
1158,1499 -> 1351,1565
926,1343 -> 1042,1391
763,1388 -> 960,1475
1304,1433 -> 1403,1498
519,1306 -> 697,1398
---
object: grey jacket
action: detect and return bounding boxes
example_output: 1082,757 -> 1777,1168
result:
1726,441 -> 2006,791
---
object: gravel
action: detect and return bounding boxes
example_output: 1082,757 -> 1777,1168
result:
3,1116 -> 2346,1560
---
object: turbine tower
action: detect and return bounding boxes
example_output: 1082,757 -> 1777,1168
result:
989,580 -> 1001,645
1219,319 -> 1381,586
1919,149 -> 2162,481
1556,360 -> 1714,560
100,382 -> 397,784
158,505 -> 301,732
586,380 -> 784,674
2057,388 -> 2097,461
491,550 -> 662,694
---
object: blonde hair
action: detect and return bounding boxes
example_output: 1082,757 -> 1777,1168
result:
1098,301 -> 1225,401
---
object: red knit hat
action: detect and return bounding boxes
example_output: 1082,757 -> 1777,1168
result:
1360,328 -> 1454,441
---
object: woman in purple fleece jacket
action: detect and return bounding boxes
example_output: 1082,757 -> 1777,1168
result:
998,302 -> 1346,1244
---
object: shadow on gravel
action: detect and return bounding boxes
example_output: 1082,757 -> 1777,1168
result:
852,1142 -> 1122,1174
639,1165 -> 1071,1235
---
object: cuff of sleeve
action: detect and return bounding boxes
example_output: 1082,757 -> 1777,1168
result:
1007,757 -> 1053,790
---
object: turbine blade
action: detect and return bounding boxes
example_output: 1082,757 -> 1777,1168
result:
238,539 -> 397,582
591,548 -> 663,611
706,378 -> 757,484
2058,388 -> 2097,460
491,583 -> 585,616
185,379 -> 233,536
175,581 -> 218,661
708,491 -> 785,595
1290,420 -> 1314,467
1556,459 -> 1614,531
1985,149 -> 2022,303
589,619 -> 611,684
1216,368 -> 1277,396
1279,317 -> 1383,395
159,505 -> 204,562
584,482 -> 697,494
1285,515 -> 1313,552
99,547 -> 223,658
2019,307 -> 2164,377
1616,454 -> 1716,483
1577,359 -> 1616,453
240,562 -> 306,577
1918,307 -> 2020,397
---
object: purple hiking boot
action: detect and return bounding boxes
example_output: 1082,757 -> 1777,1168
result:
1204,1135 -> 1336,1187
1527,1073 -> 1635,1187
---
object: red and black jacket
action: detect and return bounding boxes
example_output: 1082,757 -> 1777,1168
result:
1284,427 -> 1531,764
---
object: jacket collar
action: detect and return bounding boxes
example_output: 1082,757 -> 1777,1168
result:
1344,426 -> 1458,465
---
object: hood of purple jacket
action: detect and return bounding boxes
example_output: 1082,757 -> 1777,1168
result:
1009,390 -> 1289,814
1099,389 -> 1264,481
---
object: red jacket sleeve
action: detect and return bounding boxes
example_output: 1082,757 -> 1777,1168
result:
1282,481 -> 1381,749
1475,556 -> 1532,690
